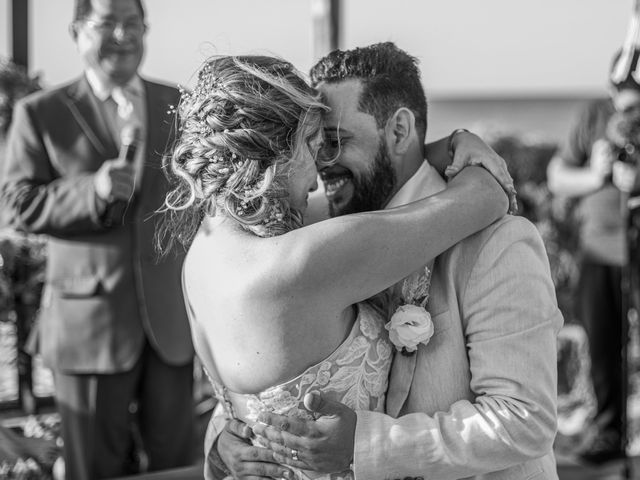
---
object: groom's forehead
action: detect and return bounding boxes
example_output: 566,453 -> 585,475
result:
319,79 -> 362,111
319,80 -> 375,131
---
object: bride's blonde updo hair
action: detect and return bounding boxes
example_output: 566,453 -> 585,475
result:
159,55 -> 328,252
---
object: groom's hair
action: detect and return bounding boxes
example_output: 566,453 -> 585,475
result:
310,42 -> 428,143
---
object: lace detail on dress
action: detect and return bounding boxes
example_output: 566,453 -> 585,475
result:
208,301 -> 392,480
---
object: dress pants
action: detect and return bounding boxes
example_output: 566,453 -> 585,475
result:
578,258 -> 623,447
54,341 -> 194,480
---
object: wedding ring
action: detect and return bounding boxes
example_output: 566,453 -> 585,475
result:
291,448 -> 299,461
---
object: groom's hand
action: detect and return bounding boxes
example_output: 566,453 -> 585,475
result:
217,419 -> 293,479
252,392 -> 356,474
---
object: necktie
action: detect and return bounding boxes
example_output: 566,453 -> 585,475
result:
109,85 -> 144,189
111,86 -> 137,127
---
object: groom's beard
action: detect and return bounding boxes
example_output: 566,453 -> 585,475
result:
327,143 -> 396,218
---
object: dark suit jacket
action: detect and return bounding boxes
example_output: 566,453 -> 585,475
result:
1,76 -> 194,373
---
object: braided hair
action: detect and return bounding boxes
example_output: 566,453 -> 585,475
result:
158,55 -> 328,254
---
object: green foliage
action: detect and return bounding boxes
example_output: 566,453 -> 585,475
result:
0,231 -> 47,325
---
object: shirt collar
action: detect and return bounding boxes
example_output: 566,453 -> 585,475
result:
385,160 -> 447,209
85,69 -> 143,102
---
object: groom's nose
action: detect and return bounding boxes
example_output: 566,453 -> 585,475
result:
310,178 -> 319,192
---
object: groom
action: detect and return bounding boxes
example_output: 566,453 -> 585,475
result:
209,42 -> 563,480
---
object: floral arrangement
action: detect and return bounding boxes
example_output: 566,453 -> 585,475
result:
0,457 -> 44,480
0,57 -> 41,137
0,231 -> 52,477
0,415 -> 62,480
0,230 -> 47,323
0,57 -> 45,334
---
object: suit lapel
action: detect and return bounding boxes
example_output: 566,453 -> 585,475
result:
384,161 -> 447,416
386,349 -> 418,417
130,79 -> 178,234
64,77 -> 118,158
139,80 -> 171,200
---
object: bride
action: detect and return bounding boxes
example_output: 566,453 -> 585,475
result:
159,55 -> 510,479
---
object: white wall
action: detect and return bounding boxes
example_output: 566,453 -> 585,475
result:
0,0 -> 634,97
343,0 -> 629,97
0,0 -> 10,58
27,0 -> 316,90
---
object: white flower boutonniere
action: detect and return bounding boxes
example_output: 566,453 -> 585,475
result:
385,266 -> 434,356
386,304 -> 434,355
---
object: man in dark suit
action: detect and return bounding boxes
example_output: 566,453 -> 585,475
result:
0,1 -> 194,478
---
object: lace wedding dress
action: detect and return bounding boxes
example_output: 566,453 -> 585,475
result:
207,301 -> 393,480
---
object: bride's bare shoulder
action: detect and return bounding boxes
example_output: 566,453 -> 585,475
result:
185,218 -> 279,295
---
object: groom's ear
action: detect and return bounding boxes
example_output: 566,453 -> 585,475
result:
385,107 -> 415,155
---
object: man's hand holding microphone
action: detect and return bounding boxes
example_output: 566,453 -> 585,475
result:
94,125 -> 140,203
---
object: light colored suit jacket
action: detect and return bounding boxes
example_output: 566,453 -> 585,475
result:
353,164 -> 563,480
0,76 -> 194,373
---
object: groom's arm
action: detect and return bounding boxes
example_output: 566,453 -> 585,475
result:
424,130 -> 460,175
205,404 -> 294,479
254,217 -> 562,479
355,217 -> 563,479
203,404 -> 232,480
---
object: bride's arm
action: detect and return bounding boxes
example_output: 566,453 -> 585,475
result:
424,133 -> 454,174
427,130 -> 517,213
267,166 -> 507,309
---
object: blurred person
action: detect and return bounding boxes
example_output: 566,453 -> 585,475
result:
208,43 -> 563,480
0,0 -> 194,478
546,46 -> 640,464
158,53 -> 520,480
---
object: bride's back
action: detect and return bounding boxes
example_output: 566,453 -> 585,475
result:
154,55 -> 353,393
157,54 -> 423,396
184,218 -> 354,394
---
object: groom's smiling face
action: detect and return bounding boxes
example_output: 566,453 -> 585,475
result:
317,80 -> 396,217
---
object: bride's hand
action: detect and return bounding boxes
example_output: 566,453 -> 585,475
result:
216,419 -> 293,479
445,130 -> 518,214
252,392 -> 356,474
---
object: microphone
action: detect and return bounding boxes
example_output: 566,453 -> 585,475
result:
119,125 -> 140,164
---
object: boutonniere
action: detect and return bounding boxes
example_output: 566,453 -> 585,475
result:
385,267 -> 434,356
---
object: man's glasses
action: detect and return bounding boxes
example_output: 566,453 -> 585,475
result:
82,18 -> 147,36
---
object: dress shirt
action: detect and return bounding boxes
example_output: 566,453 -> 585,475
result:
85,69 -> 147,189
385,160 -> 445,209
